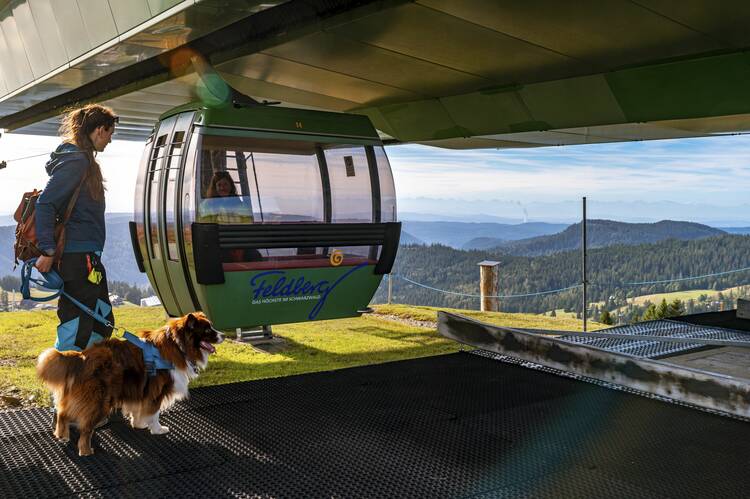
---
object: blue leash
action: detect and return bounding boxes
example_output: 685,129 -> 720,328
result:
21,258 -> 114,328
21,258 -> 173,375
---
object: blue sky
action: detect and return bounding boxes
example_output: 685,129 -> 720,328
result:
2,131 -> 750,223
387,134 -> 750,206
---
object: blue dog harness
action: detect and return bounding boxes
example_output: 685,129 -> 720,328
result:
21,259 -> 174,376
122,331 -> 175,376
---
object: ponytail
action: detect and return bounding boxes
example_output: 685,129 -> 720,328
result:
59,104 -> 117,201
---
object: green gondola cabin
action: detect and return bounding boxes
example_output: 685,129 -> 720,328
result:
129,103 -> 400,330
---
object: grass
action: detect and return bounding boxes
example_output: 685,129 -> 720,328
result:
539,285 -> 750,317
373,303 -> 597,331
0,306 -> 169,407
0,286 -> 60,306
627,286 -> 747,306
0,304 -> 592,409
193,312 -> 459,389
539,308 -> 578,319
605,285 -> 750,316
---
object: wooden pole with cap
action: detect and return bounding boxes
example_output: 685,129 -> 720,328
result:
478,261 -> 501,312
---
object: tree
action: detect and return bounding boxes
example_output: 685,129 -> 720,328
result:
0,275 -> 21,292
371,233 -> 750,314
657,299 -> 669,319
125,289 -> 142,305
686,298 -> 695,314
642,304 -> 658,321
599,310 -> 613,325
0,291 -> 8,312
667,299 -> 684,317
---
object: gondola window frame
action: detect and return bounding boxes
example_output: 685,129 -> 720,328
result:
146,133 -> 168,260
365,145 -> 381,261
164,130 -> 186,262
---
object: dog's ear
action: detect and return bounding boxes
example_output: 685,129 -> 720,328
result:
186,313 -> 197,329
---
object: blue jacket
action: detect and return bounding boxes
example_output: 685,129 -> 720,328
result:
36,143 -> 106,254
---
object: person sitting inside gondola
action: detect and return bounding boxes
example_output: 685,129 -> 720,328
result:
201,171 -> 254,223
199,171 -> 261,262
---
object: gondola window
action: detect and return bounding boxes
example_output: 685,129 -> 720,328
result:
147,134 -> 168,259
196,135 -> 325,264
165,131 -> 185,261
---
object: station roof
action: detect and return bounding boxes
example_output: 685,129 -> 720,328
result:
2,0 -> 750,148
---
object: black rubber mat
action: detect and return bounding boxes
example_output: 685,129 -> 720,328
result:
1,352 -> 748,498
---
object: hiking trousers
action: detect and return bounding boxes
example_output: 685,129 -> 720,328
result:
55,252 -> 114,351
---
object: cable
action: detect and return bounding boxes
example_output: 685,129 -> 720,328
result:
614,266 -> 750,286
1,152 -> 49,163
393,274 -> 582,299
390,263 -> 750,300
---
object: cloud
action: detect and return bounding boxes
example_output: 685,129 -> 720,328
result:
386,134 -> 750,205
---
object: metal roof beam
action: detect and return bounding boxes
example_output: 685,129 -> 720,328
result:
0,0 -> 405,132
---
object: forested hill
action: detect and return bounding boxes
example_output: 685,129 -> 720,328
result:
374,234 -> 750,314
495,220 -> 725,256
399,231 -> 424,245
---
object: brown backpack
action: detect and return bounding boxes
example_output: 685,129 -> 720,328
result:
13,176 -> 87,267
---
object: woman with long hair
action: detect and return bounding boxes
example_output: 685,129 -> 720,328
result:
34,104 -> 118,352
200,171 -> 260,261
206,171 -> 238,198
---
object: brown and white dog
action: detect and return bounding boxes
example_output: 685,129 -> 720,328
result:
37,312 -> 224,456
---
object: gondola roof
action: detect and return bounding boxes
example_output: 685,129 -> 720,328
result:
160,101 -> 380,141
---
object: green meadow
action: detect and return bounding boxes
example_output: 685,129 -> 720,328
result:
0,304 -> 592,409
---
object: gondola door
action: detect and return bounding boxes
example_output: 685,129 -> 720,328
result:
160,113 -> 199,315
143,116 -> 180,315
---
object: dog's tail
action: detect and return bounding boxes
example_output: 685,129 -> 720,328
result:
37,348 -> 84,391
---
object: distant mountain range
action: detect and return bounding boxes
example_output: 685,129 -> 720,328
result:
0,215 -> 149,287
398,198 -> 750,226
399,211 -> 525,224
399,231 -> 424,245
494,220 -> 726,256
721,227 -> 750,235
0,215 -> 736,288
402,221 -> 567,248
402,219 -> 729,255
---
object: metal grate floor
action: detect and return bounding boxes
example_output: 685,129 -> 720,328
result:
1,352 -> 749,498
559,319 -> 750,358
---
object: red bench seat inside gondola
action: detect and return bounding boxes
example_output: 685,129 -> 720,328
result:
222,253 -> 377,271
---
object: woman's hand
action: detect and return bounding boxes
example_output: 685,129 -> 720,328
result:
35,255 -> 54,273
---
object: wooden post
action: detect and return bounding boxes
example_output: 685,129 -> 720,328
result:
387,274 -> 393,305
478,261 -> 501,312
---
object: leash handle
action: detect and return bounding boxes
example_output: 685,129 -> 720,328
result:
20,259 -> 62,302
